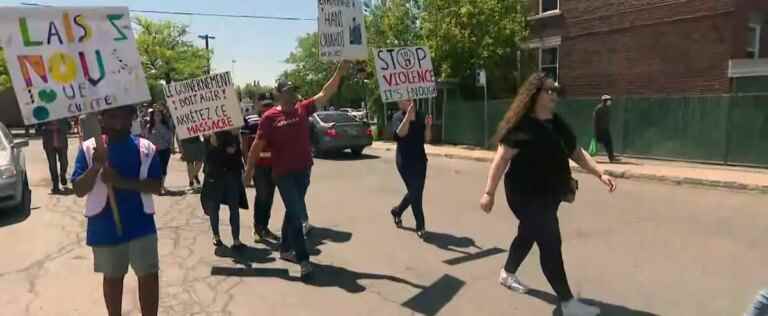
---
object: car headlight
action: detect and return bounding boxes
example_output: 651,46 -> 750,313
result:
0,165 -> 16,179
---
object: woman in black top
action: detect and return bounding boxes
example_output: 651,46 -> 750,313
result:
201,130 -> 249,249
480,73 -> 616,316
389,99 -> 432,239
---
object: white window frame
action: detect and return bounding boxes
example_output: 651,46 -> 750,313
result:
539,46 -> 560,82
540,0 -> 560,15
747,23 -> 761,59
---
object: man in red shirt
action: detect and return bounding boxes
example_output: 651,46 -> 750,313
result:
245,61 -> 349,278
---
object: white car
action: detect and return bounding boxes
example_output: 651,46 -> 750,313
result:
0,123 -> 29,211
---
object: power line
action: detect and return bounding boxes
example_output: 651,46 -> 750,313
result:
19,2 -> 317,21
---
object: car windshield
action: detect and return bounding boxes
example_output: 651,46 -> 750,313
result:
317,112 -> 357,124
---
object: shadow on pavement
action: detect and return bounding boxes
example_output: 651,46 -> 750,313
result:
402,227 -> 481,256
214,245 -> 276,267
402,274 -> 465,316
210,262 -> 425,294
0,182 -> 32,228
306,226 -> 353,256
526,289 -> 659,316
315,152 -> 380,161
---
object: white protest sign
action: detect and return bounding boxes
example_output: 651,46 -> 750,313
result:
318,0 -> 368,61
374,46 -> 437,103
0,7 -> 150,125
164,72 -> 243,140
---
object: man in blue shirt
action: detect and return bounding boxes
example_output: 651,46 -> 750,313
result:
72,106 -> 163,316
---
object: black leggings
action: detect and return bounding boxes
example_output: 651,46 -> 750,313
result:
393,162 -> 427,231
504,188 -> 573,302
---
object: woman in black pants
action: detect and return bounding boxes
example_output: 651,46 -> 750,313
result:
201,130 -> 249,249
480,73 -> 617,316
389,99 -> 432,239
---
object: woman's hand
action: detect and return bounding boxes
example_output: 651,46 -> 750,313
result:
600,174 -> 617,192
480,193 -> 495,214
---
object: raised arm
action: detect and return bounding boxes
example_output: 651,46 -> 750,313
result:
480,144 -> 519,213
312,61 -> 351,106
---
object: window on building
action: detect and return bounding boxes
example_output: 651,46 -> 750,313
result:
747,24 -> 761,59
541,0 -> 558,14
540,47 -> 559,81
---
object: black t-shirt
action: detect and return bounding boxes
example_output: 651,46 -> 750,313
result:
204,132 -> 243,175
391,111 -> 427,166
502,114 -> 577,196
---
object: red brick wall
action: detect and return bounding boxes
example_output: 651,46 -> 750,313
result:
526,0 -> 739,97
559,13 -> 733,97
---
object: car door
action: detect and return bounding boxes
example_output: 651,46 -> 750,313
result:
0,125 -> 23,179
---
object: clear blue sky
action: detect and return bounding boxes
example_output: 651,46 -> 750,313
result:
0,0 -> 319,86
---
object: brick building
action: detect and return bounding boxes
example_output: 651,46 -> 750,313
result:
526,0 -> 768,97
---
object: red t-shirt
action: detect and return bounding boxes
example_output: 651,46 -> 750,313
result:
257,99 -> 316,177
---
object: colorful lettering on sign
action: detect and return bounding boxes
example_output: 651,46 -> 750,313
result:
107,14 -> 128,41
17,55 -> 48,88
74,14 -> 92,43
79,50 -> 106,86
62,12 -> 76,43
48,52 -> 78,84
19,18 -> 43,47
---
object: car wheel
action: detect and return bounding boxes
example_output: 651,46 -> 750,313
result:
350,147 -> 364,156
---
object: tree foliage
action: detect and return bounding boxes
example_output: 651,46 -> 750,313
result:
238,82 -> 273,102
134,17 -> 209,104
420,0 -> 528,98
0,49 -> 10,91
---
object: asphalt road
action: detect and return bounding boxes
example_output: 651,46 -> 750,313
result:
0,137 -> 766,315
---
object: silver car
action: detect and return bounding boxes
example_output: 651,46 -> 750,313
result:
310,111 -> 373,157
0,123 -> 29,210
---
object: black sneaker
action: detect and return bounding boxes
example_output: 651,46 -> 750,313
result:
232,241 -> 246,251
279,251 -> 298,263
390,208 -> 403,228
213,236 -> 224,247
300,261 -> 314,278
262,229 -> 280,242
60,176 -> 68,187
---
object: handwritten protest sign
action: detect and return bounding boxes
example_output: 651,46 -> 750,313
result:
0,7 -> 150,125
374,46 -> 437,103
164,72 -> 243,140
318,0 -> 367,61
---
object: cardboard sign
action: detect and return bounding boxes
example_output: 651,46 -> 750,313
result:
0,7 -> 150,125
164,72 -> 243,140
318,0 -> 368,61
374,47 -> 437,103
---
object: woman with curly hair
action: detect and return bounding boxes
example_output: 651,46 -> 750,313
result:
480,73 -> 617,316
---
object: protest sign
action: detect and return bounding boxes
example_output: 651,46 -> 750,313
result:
164,72 -> 243,140
318,0 -> 368,61
0,7 -> 150,125
374,46 -> 437,103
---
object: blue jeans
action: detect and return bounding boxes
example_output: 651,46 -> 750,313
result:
747,289 -> 768,316
275,169 -> 311,263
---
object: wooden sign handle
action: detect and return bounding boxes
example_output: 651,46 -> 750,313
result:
95,135 -> 123,237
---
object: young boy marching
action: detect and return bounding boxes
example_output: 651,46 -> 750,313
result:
72,106 -> 163,316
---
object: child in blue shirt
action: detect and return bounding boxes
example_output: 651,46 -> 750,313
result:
72,106 -> 163,316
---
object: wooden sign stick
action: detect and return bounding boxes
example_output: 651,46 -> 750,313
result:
95,132 -> 123,237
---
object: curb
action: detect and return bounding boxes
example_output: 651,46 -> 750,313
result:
370,144 -> 768,193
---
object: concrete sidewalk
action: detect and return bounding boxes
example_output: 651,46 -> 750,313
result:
371,142 -> 768,193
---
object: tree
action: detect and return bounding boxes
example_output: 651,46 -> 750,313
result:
134,17 -> 209,104
239,82 -> 272,102
0,49 -> 10,90
420,0 -> 528,98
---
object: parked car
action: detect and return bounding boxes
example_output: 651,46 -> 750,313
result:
338,108 -> 367,121
310,111 -> 373,156
0,122 -> 29,211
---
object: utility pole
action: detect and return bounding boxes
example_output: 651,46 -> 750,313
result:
198,34 -> 216,74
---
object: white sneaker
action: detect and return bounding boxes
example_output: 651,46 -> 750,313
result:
499,270 -> 529,293
561,298 -> 600,316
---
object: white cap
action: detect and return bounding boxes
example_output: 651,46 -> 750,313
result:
601,95 -> 612,101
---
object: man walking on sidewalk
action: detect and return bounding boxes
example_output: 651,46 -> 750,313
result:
594,95 -> 620,163
245,61 -> 350,278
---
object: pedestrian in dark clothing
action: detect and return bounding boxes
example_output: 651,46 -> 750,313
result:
245,61 -> 349,278
245,93 -> 279,242
594,95 -> 619,163
480,73 -> 618,316
389,99 -> 432,239
201,130 -> 248,249
41,119 -> 71,193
